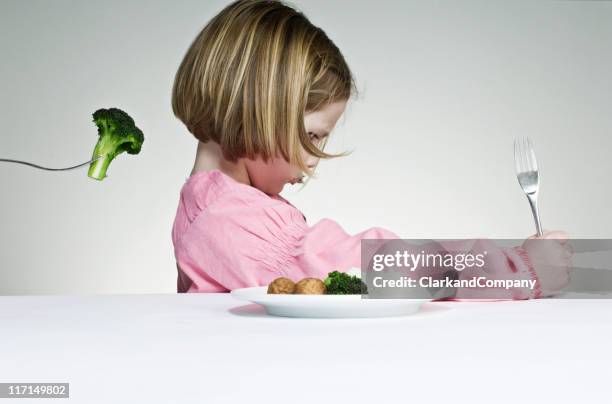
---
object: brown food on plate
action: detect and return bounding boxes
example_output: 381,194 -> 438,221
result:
294,278 -> 326,295
267,277 -> 296,294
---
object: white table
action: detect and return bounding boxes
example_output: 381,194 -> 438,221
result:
1,293 -> 610,403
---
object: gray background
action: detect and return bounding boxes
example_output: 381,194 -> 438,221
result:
0,0 -> 610,294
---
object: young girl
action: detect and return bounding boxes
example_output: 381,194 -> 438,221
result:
170,0 -> 572,297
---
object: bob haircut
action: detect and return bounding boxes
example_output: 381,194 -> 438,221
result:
171,0 -> 356,174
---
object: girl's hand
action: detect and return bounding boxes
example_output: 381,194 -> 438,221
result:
522,230 -> 574,297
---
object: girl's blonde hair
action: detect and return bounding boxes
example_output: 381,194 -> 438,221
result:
171,0 -> 356,174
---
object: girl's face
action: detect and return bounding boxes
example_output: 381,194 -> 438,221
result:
245,100 -> 347,195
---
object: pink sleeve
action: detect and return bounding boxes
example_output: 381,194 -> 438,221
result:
436,239 -> 541,300
292,218 -> 398,279
179,190 -> 397,291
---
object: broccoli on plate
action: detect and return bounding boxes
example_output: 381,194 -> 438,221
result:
324,271 -> 367,295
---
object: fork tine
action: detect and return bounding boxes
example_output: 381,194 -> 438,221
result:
519,138 -> 525,173
517,138 -> 524,173
520,137 -> 527,172
514,138 -> 524,174
518,137 -> 525,172
514,137 -> 540,174
513,139 -> 521,174
527,137 -> 538,171
523,137 -> 532,172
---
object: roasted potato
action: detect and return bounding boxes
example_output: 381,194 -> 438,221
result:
267,277 -> 296,294
294,278 -> 326,295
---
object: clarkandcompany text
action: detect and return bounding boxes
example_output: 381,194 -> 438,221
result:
372,276 -> 537,290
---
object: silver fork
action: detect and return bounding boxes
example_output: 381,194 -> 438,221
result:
0,156 -> 101,171
514,137 -> 543,236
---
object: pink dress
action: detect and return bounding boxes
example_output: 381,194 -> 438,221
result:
171,169 -> 541,299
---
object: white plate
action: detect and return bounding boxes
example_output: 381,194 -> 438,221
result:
231,287 -> 429,318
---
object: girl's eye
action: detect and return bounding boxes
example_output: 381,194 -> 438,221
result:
308,132 -> 319,141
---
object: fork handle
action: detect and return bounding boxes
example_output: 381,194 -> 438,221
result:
526,193 -> 544,236
0,157 -> 100,171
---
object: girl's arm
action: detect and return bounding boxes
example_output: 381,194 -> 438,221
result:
180,190 -> 551,298
295,224 -> 541,300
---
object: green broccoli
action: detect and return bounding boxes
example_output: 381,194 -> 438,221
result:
88,108 -> 144,180
324,271 -> 367,295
